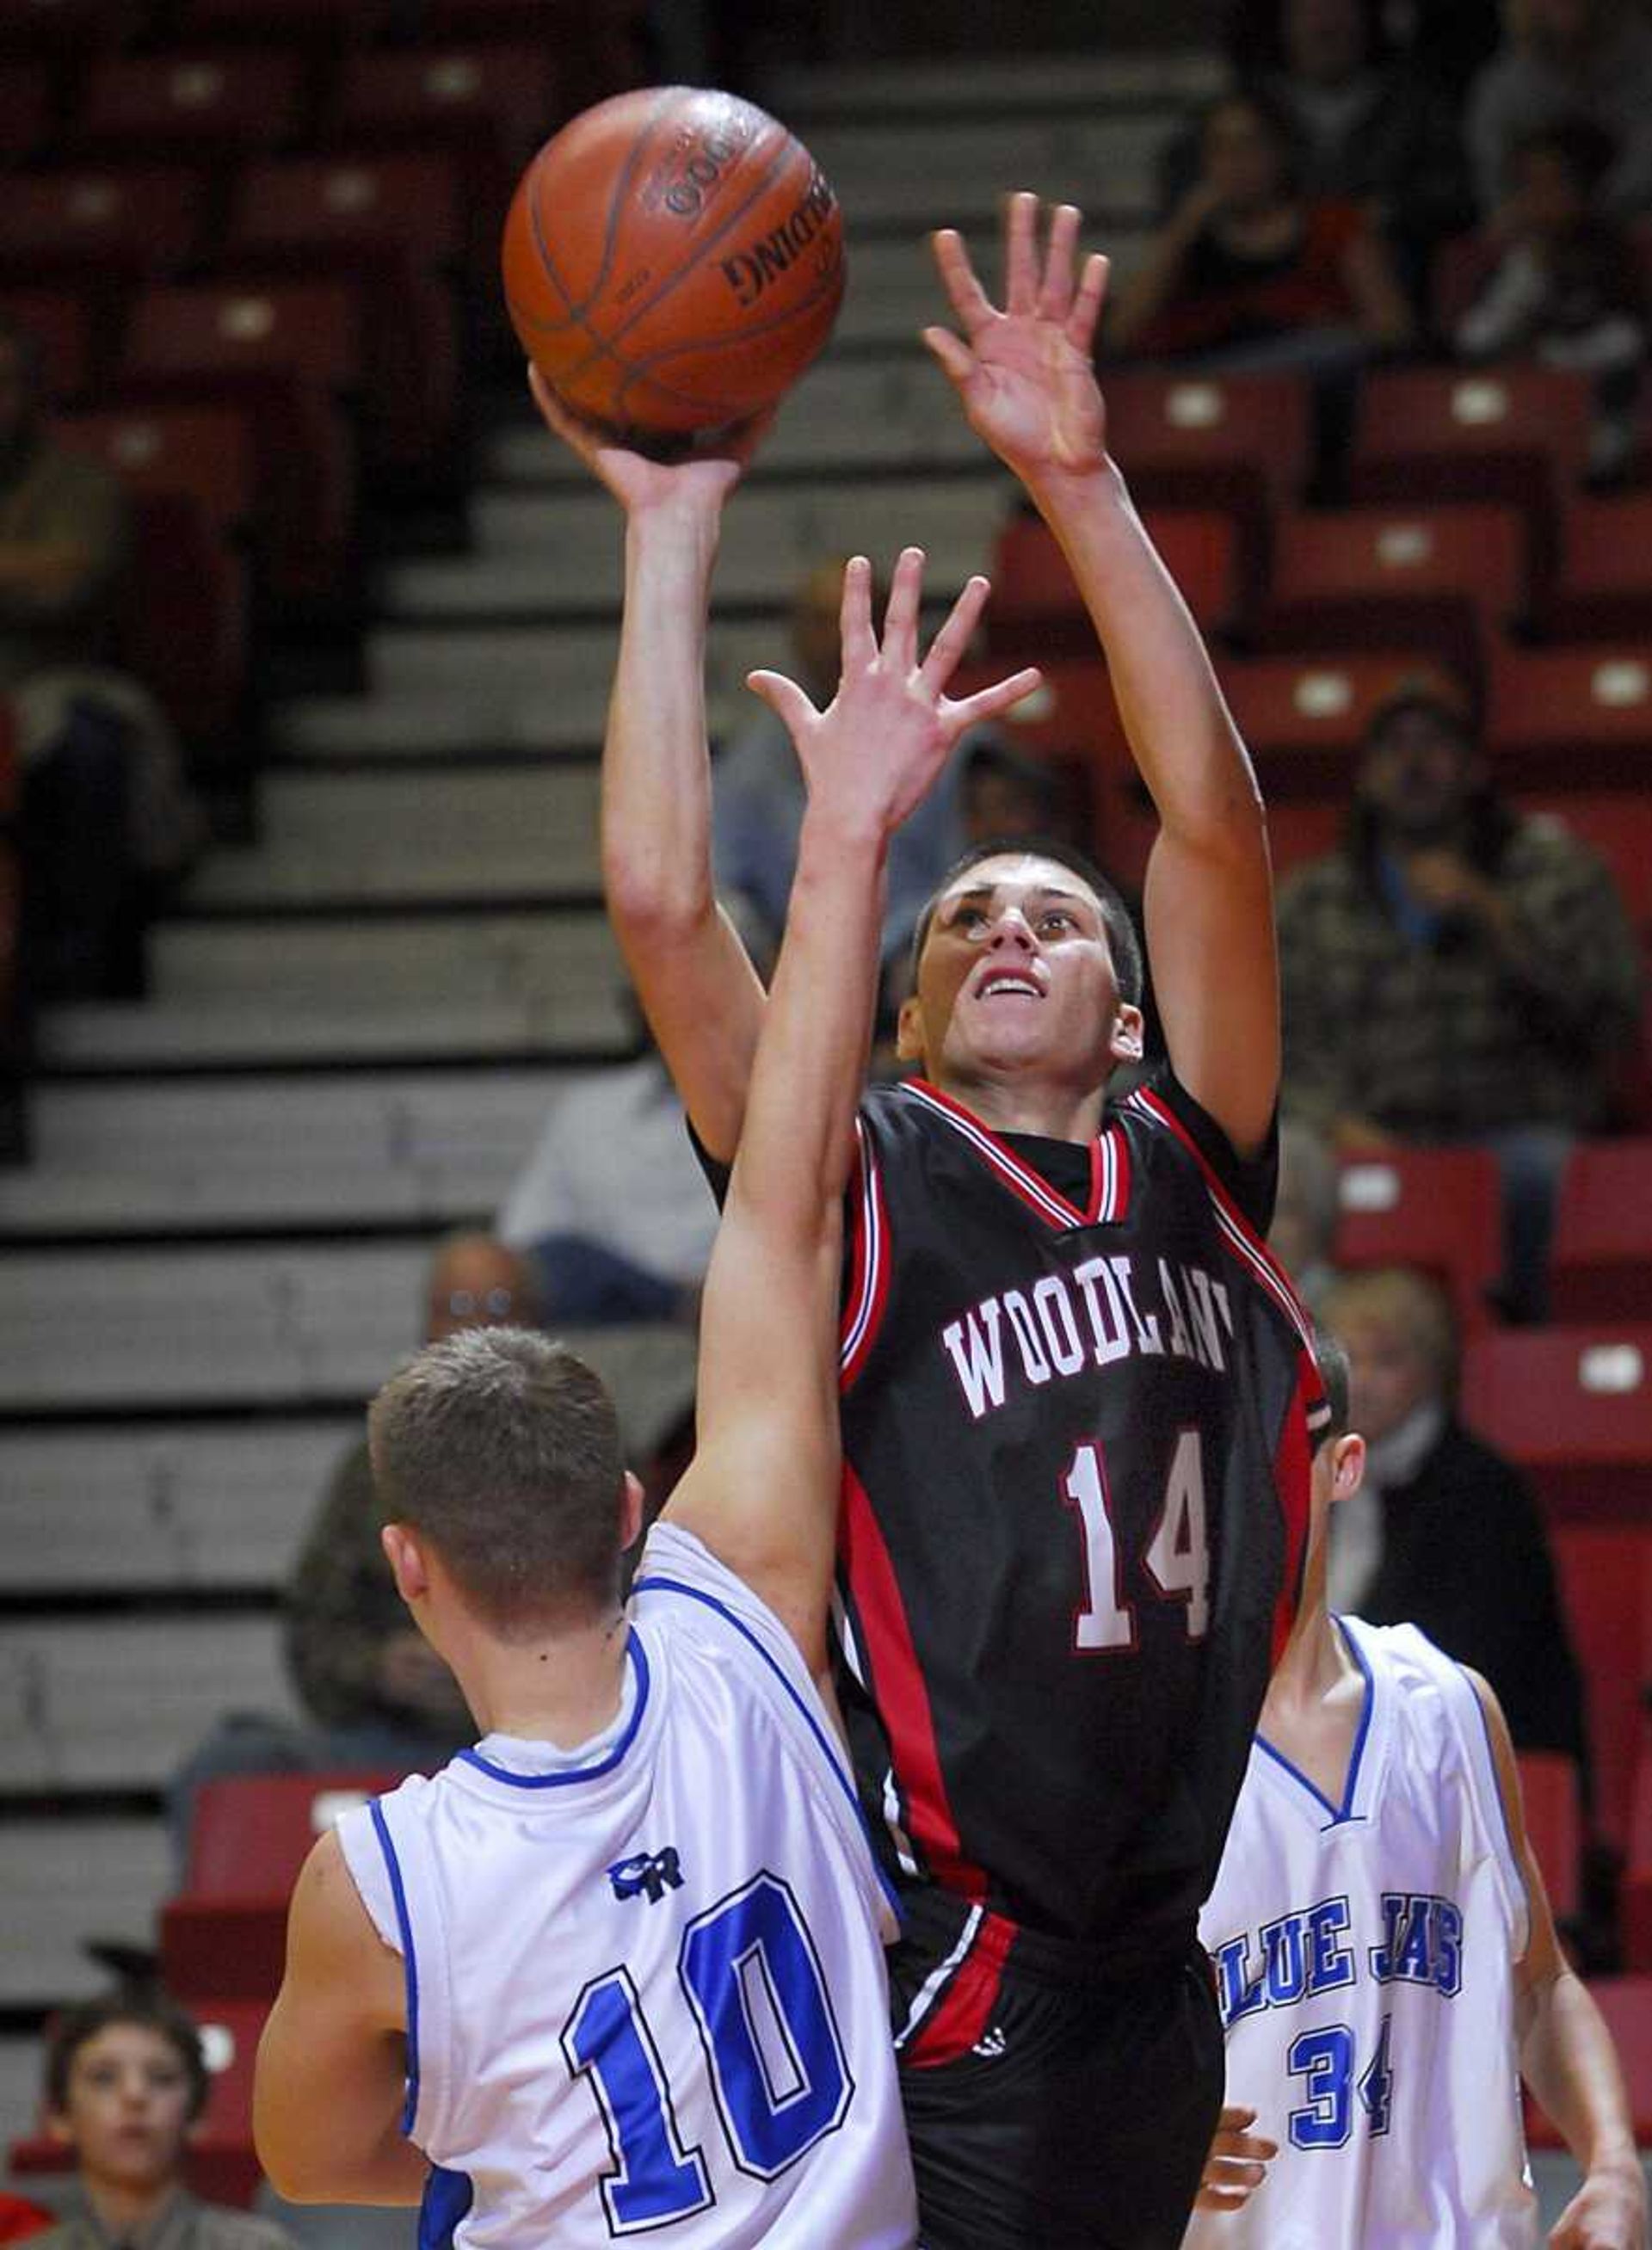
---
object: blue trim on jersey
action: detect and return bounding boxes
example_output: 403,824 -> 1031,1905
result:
370,1798 -> 421,2136
1254,1618 -> 1377,1828
457,1633 -> 650,1788
632,1573 -> 905,1927
1455,1657 -> 1532,1925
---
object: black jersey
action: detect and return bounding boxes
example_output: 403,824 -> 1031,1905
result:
832,1070 -> 1324,1956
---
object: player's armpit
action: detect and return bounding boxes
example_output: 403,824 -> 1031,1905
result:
253,1830 -> 427,2207
1193,2103 -> 1277,2213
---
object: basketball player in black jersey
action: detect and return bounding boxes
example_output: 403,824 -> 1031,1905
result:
533,194 -> 1326,2250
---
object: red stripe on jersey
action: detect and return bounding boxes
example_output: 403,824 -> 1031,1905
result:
838,1463 -> 987,1902
902,1080 -> 1131,1229
1270,1353 -> 1317,1664
1126,1089 -> 1315,1353
839,1119 -> 891,1393
902,1910 -> 1017,2068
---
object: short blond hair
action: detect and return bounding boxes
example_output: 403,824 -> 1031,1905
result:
1322,1266 -> 1459,1397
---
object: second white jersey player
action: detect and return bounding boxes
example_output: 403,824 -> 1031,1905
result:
338,1523 -> 915,2249
1186,1617 -> 1538,2250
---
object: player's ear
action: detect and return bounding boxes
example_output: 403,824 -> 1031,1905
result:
896,991 -> 928,1064
619,1471 -> 646,1554
1109,1001 -> 1145,1065
1329,1433 -> 1365,1505
381,1522 -> 429,1605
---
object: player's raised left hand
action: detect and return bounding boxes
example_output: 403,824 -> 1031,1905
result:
1549,2158 -> 1649,2250
745,546 -> 1039,839
925,192 -> 1111,488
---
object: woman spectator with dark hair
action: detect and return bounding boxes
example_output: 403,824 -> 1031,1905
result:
1110,85 -> 1415,369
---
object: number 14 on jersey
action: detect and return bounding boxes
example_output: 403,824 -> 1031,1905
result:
1062,1431 -> 1211,1652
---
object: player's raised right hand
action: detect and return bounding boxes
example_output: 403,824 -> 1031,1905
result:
527,363 -> 771,518
1193,2104 -> 1278,2215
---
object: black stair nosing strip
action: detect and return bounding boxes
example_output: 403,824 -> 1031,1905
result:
0,1792 -> 163,1833
0,1210 -> 494,1254
486,453 -> 1014,498
33,1039 -> 635,1084
777,89 -> 1202,128
164,887 -> 606,924
0,1586 -> 283,1623
3,1398 -> 376,1430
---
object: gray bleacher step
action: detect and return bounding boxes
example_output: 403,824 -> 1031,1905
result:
270,693 -> 589,762
0,1069 -> 564,1237
1,1421 -> 358,1593
762,48 -> 1221,116
0,1616 -> 295,1794
803,112 -> 1170,230
187,767 -> 601,909
1,1225 -> 697,1413
3,1822 -> 172,2007
404,474 -> 1013,620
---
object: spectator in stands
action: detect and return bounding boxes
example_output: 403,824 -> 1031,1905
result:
0,315 -> 200,1001
1269,1117 -> 1344,1310
0,2194 -> 52,2242
166,1236 -> 539,1865
1468,0 -> 1652,218
1110,86 -> 1416,369
35,1992 -> 296,2250
1322,1267 -> 1588,1777
1456,118 -> 1647,481
1276,671 -> 1642,1318
1174,0 -> 1471,303
712,557 -> 1007,966
496,1008 -> 716,1325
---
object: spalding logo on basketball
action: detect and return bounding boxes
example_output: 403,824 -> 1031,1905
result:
502,85 -> 846,437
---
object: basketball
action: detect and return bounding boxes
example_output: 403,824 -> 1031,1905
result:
501,86 -> 846,438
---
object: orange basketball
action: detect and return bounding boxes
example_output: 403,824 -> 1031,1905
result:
502,86 -> 845,437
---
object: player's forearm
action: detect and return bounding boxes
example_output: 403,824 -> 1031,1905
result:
1025,459 -> 1264,855
1521,1965 -> 1642,2182
601,502 -> 724,940
728,803 -> 885,1240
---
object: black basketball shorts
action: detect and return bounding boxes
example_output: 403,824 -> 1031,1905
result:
887,1886 -> 1224,2250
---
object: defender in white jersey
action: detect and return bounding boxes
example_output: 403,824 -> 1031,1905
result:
251,549 -> 1040,2245
1185,1335 -> 1645,2250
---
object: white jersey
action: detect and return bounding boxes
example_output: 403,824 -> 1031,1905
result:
1184,1618 -> 1538,2250
337,1523 -> 917,2249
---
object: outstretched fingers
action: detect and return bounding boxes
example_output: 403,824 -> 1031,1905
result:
1037,203 -> 1082,324
950,664 -> 1042,733
881,546 -> 926,674
839,553 -> 878,671
918,572 -> 991,696
744,668 -> 819,743
1002,189 -> 1040,316
1068,250 -> 1110,354
931,226 -> 996,337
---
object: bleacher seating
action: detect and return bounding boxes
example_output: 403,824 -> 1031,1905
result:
1463,1328 -> 1652,1523
1549,1526 -> 1652,1857
69,50 -> 311,162
1550,1143 -> 1652,1324
988,506 -> 1245,655
0,286 -> 96,404
1516,1751 -> 1582,1926
0,166 -> 210,292
1486,644 -> 1652,790
0,62 -> 55,164
1334,1147 -> 1503,1336
1550,492 -> 1652,642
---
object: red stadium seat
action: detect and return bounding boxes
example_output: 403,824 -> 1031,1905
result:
119,278 -> 361,603
59,404 -> 258,531
326,40 -> 553,180
1334,1146 -> 1503,1336
1549,1526 -> 1652,1854
988,507 -> 1247,655
1260,503 -> 1529,694
70,49 -> 309,162
1100,368 -> 1311,601
1218,652 -> 1421,796
1549,492 -> 1652,642
1429,230 -> 1500,333
1620,1733 -> 1652,1970
1515,1750 -> 1582,1923
0,0 -> 136,58
408,0 -> 639,106
9,1999 -> 271,2205
1485,644 -> 1652,790
1461,1327 -> 1652,1522
163,1771 -> 403,2001
0,165 -> 208,287
0,287 -> 97,404
1349,367 -> 1593,583
223,151 -> 464,470
173,0 -> 391,48
1549,1142 -> 1652,1325
1261,799 -> 1341,882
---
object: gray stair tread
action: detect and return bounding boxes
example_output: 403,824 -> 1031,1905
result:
1,1421 -> 358,1592
805,112 -> 1171,225
366,619 -> 783,724
763,49 -> 1220,114
188,767 -> 601,906
0,1069 -> 564,1235
3,1823 -> 172,2006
